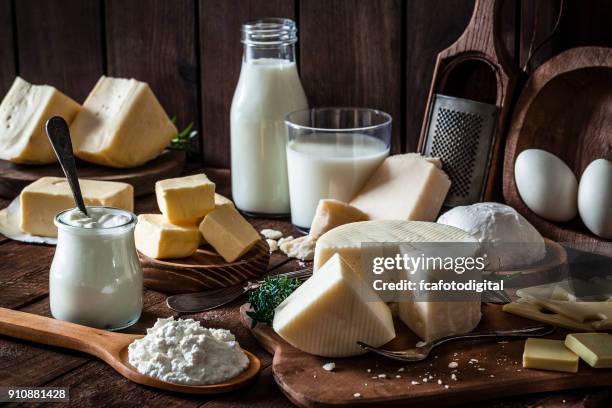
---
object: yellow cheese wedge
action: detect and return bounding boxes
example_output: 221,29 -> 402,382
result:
0,77 -> 81,164
71,76 -> 177,168
155,174 -> 216,224
135,214 -> 199,259
565,333 -> 612,368
199,205 -> 259,262
273,253 -> 395,357
523,338 -> 579,373
20,177 -> 133,237
309,199 -> 368,239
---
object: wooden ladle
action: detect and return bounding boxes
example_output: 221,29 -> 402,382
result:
0,308 -> 261,394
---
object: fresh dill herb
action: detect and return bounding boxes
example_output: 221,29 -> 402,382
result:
247,275 -> 302,327
169,116 -> 195,153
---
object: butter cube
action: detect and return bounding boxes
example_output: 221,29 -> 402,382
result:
214,193 -> 234,208
155,174 -> 215,223
309,199 -> 368,239
0,77 -> 81,164
135,214 -> 199,259
20,177 -> 133,237
523,338 -> 579,373
199,205 -> 259,262
565,333 -> 612,368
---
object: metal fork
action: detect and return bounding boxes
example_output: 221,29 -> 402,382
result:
358,325 -> 554,362
166,268 -> 313,313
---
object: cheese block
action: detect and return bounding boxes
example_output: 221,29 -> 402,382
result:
135,214 -> 199,259
155,174 -> 215,223
350,153 -> 450,221
70,76 -> 176,168
20,177 -> 133,237
199,205 -> 259,262
565,333 -> 612,368
0,77 -> 81,164
309,199 -> 368,239
523,338 -> 579,373
273,253 -> 395,357
214,193 -> 234,208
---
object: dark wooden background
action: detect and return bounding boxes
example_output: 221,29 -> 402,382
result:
1,0 -> 611,168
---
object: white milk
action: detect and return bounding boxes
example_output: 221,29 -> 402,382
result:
230,58 -> 308,215
287,133 -> 389,229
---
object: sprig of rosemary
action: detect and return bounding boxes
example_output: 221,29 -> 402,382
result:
247,275 -> 302,327
169,116 -> 195,153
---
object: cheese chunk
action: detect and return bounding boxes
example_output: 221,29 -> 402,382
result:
214,193 -> 234,208
565,333 -> 612,368
199,205 -> 259,262
155,174 -> 215,223
135,214 -> 199,259
0,77 -> 81,164
20,177 -> 133,237
71,76 -> 176,168
350,153 -> 450,221
273,254 -> 395,357
523,338 -> 579,373
309,199 -> 368,239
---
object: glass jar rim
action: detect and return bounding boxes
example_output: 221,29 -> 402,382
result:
284,107 -> 392,132
241,18 -> 297,46
54,206 -> 137,234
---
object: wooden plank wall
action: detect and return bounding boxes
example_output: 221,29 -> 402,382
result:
1,0 -> 612,168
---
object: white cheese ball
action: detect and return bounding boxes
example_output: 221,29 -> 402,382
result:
437,202 -> 546,270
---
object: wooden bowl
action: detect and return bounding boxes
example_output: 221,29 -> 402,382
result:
503,46 -> 612,253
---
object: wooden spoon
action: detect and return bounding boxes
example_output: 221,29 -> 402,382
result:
0,308 -> 260,394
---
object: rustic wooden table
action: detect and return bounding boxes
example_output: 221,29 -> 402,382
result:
0,168 -> 609,407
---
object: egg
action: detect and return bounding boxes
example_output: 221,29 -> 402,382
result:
578,158 -> 612,239
514,149 -> 577,222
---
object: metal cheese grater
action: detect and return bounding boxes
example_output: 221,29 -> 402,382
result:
421,94 -> 499,207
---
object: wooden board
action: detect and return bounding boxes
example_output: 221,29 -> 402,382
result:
0,149 -> 185,199
140,239 -> 270,294
241,303 -> 612,407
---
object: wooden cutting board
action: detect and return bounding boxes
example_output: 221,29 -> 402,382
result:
240,303 -> 612,407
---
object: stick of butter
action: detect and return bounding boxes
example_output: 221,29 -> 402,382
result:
135,214 -> 200,259
565,333 -> 612,368
523,338 -> 579,373
155,174 -> 216,224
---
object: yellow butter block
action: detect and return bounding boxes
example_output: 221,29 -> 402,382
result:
199,205 -> 259,262
135,214 -> 199,259
199,194 -> 235,245
20,177 -> 133,237
155,174 -> 215,223
523,338 -> 579,373
565,333 -> 612,368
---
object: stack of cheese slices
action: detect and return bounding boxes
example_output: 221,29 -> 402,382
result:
135,173 -> 260,263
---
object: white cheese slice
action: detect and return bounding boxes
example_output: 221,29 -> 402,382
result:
273,253 -> 395,357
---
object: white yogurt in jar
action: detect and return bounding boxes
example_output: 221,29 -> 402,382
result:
49,206 -> 143,330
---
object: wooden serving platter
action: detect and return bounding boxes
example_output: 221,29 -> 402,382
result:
140,240 -> 270,294
241,303 -> 612,407
0,149 -> 185,198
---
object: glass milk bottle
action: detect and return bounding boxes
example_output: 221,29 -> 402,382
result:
230,18 -> 308,216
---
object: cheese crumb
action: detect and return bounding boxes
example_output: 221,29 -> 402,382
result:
353,393 -> 361,398
448,361 -> 459,368
469,358 -> 479,363
377,374 -> 386,379
260,229 -> 283,240
411,381 -> 420,385
395,375 -> 402,379
422,378 -> 428,383
266,239 -> 278,252
451,373 -> 457,381
277,235 -> 294,246
478,367 -> 486,371
397,367 -> 405,372
366,368 -> 371,373
416,341 -> 428,347
280,235 -> 315,261
445,384 -> 449,389
322,362 -> 335,372
437,379 -> 442,385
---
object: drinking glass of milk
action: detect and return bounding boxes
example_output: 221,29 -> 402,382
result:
285,108 -> 391,230
230,18 -> 308,216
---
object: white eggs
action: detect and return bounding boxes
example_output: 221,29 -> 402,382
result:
514,149 -> 577,222
578,159 -> 612,239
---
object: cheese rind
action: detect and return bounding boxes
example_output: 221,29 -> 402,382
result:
0,77 -> 81,164
273,253 -> 395,357
135,214 -> 199,259
199,205 -> 259,262
565,333 -> 612,368
71,76 -> 176,168
155,174 -> 216,223
20,177 -> 133,237
350,153 -> 450,221
523,338 -> 579,373
309,199 -> 368,239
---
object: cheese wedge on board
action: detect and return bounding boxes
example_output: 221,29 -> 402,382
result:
71,76 -> 176,168
199,205 -> 259,262
273,253 -> 395,357
0,77 -> 81,164
155,174 -> 216,224
135,214 -> 200,259
565,333 -> 612,368
309,199 -> 368,239
20,177 -> 133,237
523,338 -> 579,373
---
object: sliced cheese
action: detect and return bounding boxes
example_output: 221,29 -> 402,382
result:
528,299 -> 612,330
349,153 -> 450,221
523,338 -> 579,373
135,214 -> 199,259
0,77 -> 81,164
502,301 -> 595,331
309,199 -> 368,239
20,177 -> 133,237
273,253 -> 395,357
199,205 -> 259,262
71,76 -> 176,168
155,174 -> 216,223
565,333 -> 612,368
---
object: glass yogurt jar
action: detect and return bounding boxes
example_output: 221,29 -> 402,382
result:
49,206 -> 143,331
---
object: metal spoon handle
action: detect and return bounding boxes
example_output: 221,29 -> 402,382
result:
45,116 -> 87,215
430,325 -> 555,349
